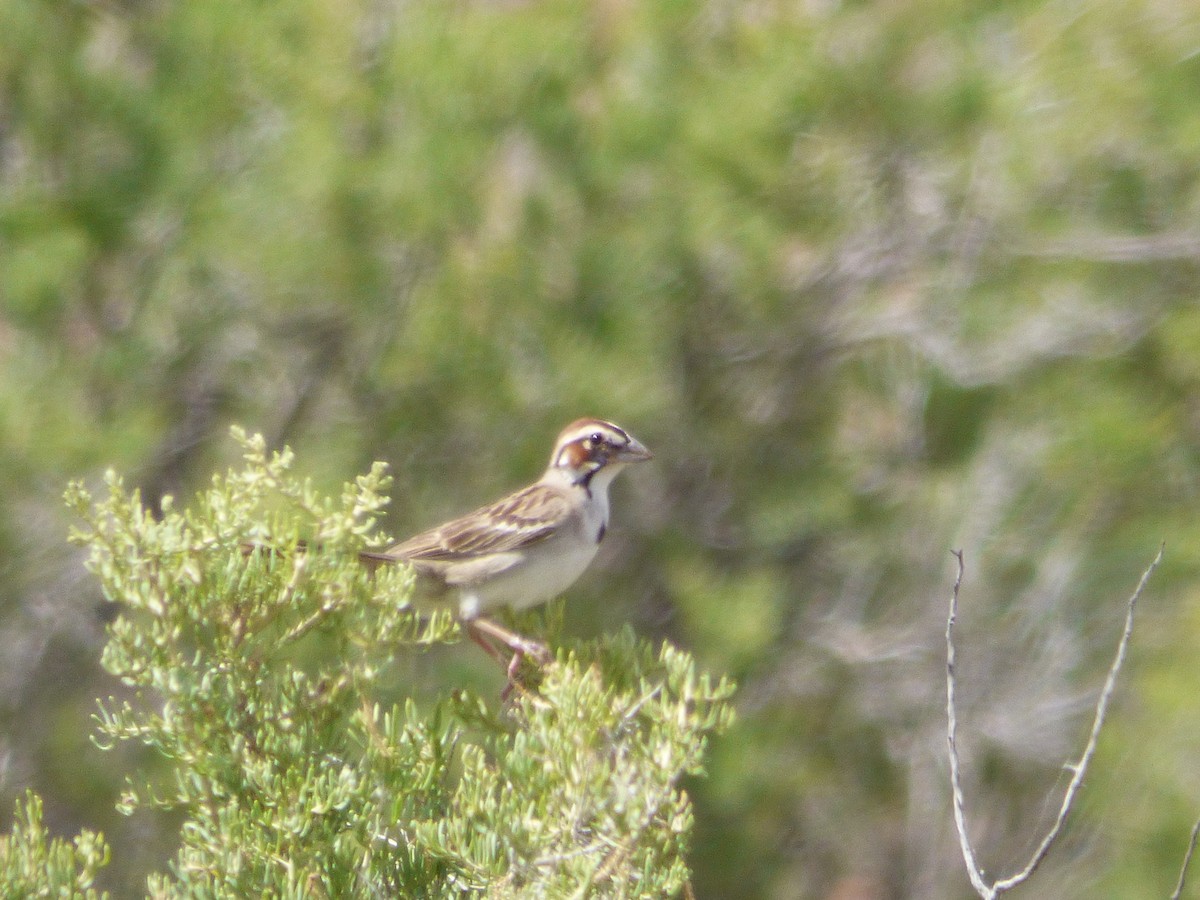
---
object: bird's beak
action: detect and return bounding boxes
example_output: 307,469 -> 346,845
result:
617,437 -> 653,463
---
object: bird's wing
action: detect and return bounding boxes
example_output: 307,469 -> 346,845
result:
373,483 -> 572,563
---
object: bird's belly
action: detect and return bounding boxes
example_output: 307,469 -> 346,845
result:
461,539 -> 599,616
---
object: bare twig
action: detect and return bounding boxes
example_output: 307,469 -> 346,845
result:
946,545 -> 1164,898
1170,817 -> 1200,900
945,549 -> 990,897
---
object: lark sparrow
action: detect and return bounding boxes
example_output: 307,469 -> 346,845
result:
361,418 -> 652,676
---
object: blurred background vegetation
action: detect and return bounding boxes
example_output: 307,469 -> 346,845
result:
1,0 -> 1199,896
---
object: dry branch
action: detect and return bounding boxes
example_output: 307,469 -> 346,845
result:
1170,817 -> 1200,900
946,545 -> 1164,898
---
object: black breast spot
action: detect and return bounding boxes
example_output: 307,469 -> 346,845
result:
596,522 -> 606,544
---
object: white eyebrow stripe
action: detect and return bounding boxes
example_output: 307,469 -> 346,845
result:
558,422 -> 627,446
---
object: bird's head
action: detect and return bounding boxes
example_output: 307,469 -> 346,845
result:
548,418 -> 652,491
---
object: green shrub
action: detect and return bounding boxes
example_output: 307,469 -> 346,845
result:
0,429 -> 733,897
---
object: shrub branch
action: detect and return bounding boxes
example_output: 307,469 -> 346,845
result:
946,545 -> 1163,898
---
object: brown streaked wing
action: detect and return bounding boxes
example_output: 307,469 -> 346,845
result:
379,483 -> 572,562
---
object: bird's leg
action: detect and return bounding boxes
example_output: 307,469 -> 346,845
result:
467,616 -> 552,665
465,617 -> 552,700
465,620 -> 509,665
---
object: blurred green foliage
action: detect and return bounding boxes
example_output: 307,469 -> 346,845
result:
2,0 -> 1200,896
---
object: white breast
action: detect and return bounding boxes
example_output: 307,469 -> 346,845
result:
456,481 -> 610,618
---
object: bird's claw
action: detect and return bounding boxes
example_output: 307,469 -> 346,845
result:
500,641 -> 552,701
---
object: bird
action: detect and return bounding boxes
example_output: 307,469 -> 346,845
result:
360,417 -> 653,684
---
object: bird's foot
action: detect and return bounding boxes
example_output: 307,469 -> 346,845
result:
466,617 -> 552,700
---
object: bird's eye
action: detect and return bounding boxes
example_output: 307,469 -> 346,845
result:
591,432 -> 603,444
